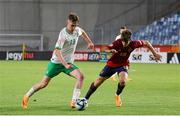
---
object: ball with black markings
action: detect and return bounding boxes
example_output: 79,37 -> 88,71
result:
75,98 -> 88,111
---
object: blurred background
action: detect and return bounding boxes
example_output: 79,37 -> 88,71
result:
1,1 -> 180,115
0,0 -> 179,52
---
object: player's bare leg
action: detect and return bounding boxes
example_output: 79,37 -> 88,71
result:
22,76 -> 51,109
109,72 -> 117,81
69,69 -> 84,108
115,71 -> 128,107
85,77 -> 107,100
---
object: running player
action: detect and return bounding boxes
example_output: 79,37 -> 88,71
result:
110,26 -> 127,81
84,29 -> 161,107
21,13 -> 94,109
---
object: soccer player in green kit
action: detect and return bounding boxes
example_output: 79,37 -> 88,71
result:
22,13 -> 94,109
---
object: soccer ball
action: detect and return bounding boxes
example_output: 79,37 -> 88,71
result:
75,98 -> 88,111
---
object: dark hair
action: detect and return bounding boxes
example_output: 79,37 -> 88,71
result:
121,26 -> 127,29
121,29 -> 132,43
68,13 -> 79,23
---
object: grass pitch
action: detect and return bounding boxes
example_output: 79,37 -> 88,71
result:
0,61 -> 180,115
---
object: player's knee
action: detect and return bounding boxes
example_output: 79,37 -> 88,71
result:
76,73 -> 84,81
120,80 -> 126,86
119,72 -> 128,86
80,74 -> 84,81
94,78 -> 106,87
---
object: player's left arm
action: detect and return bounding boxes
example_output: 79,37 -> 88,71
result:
143,40 -> 162,62
81,29 -> 95,50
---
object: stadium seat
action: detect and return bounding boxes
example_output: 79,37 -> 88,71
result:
133,13 -> 180,45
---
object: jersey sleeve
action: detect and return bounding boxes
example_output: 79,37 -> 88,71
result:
76,27 -> 83,36
132,40 -> 144,48
115,35 -> 121,40
108,39 -> 121,50
55,31 -> 66,50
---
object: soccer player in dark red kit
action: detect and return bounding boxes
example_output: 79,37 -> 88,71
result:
84,29 -> 162,107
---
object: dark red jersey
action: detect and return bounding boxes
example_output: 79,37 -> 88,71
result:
107,39 -> 144,67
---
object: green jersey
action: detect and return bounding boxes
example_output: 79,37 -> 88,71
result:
51,27 -> 83,64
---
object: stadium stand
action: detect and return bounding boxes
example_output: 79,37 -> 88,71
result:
132,13 -> 180,45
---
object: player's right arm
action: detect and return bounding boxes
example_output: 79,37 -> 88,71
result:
103,39 -> 121,53
54,49 -> 72,69
103,46 -> 117,53
54,31 -> 72,69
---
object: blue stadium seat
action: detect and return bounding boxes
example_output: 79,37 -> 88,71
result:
133,13 -> 180,45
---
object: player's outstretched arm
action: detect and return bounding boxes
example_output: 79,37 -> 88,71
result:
54,49 -> 72,69
81,29 -> 94,50
104,48 -> 117,53
143,40 -> 162,62
102,44 -> 117,53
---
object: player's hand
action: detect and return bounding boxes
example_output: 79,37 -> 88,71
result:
65,64 -> 72,69
87,43 -> 95,51
111,49 -> 118,53
154,53 -> 162,62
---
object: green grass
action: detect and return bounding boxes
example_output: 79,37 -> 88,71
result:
0,61 -> 180,115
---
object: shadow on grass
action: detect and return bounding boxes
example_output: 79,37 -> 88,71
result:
0,105 -> 75,115
1,103 -> 139,115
